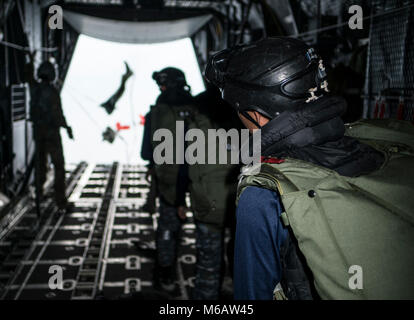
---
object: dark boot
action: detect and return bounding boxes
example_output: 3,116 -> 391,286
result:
156,265 -> 176,293
124,62 -> 133,79
100,99 -> 116,114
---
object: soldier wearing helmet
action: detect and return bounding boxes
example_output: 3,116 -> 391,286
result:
205,37 -> 414,300
30,61 -> 73,211
143,67 -> 240,299
142,67 -> 193,293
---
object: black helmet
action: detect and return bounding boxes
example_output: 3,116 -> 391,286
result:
152,67 -> 188,91
37,61 -> 56,82
205,37 -> 329,122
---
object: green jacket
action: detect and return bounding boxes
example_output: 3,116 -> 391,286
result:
188,108 -> 239,230
150,102 -> 194,205
237,119 -> 414,299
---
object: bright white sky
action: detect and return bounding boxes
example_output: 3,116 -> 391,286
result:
61,35 -> 205,165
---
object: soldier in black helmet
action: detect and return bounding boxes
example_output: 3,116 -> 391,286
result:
30,61 -> 73,211
188,86 -> 241,299
144,67 -> 193,292
145,68 -> 241,299
205,37 -> 414,300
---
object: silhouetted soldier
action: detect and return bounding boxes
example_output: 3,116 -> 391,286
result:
30,61 -> 73,211
146,67 -> 193,292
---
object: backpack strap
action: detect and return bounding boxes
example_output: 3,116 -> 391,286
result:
237,163 -> 299,201
345,119 -> 414,152
237,163 -> 300,226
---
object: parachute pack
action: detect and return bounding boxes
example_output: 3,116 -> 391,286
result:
237,119 -> 414,299
150,101 -> 239,229
187,108 -> 239,231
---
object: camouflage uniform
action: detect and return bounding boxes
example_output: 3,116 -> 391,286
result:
147,69 -> 194,289
156,199 -> 182,268
192,223 -> 223,300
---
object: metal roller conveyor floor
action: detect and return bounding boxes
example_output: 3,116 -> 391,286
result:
0,163 -> 203,300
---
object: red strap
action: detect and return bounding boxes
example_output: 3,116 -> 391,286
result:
116,122 -> 130,131
379,100 -> 386,119
397,101 -> 404,120
373,100 -> 379,119
139,114 -> 146,125
261,156 -> 285,164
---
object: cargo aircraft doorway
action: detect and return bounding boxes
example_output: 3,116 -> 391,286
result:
61,35 -> 205,165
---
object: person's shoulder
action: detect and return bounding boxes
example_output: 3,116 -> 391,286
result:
192,91 -> 209,105
238,186 -> 280,210
30,81 -> 41,90
36,82 -> 57,93
237,186 -> 283,225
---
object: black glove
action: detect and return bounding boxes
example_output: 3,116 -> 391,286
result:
177,206 -> 188,221
66,126 -> 74,140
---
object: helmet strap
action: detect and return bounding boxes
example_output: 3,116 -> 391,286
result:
240,110 -> 262,129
